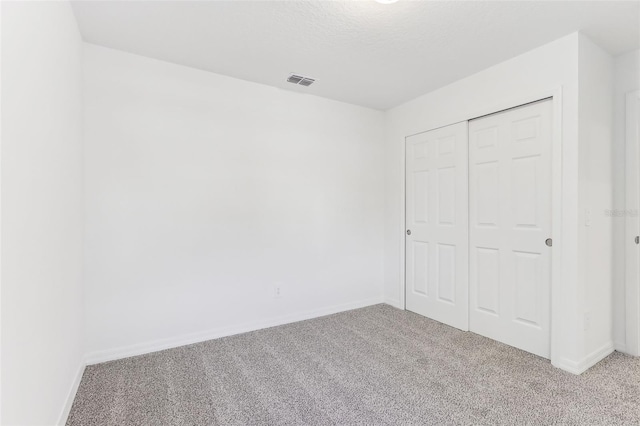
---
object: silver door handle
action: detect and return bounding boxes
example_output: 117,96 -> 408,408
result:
406,229 -> 411,236
545,238 -> 553,247
635,236 -> 639,245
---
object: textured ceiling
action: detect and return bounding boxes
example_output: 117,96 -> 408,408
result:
70,1 -> 640,110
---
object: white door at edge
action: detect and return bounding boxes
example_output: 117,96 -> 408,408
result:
625,90 -> 640,356
405,121 -> 469,331
469,99 -> 553,359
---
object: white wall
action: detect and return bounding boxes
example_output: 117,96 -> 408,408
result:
1,2 -> 85,425
577,35 -> 614,360
613,49 -> 640,352
383,33 -> 583,370
82,44 -> 385,361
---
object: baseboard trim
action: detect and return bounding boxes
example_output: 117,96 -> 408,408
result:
614,340 -> 627,354
383,298 -> 402,309
554,341 -> 615,375
57,358 -> 86,426
85,297 -> 384,365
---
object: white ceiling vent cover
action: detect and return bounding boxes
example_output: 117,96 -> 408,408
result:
287,74 -> 315,87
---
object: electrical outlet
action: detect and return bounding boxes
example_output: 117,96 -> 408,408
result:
585,208 -> 592,227
273,285 -> 282,299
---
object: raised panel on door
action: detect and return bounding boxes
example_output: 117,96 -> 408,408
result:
469,99 -> 552,358
405,122 -> 468,331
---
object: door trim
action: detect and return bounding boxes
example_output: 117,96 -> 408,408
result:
401,87 -> 563,365
625,89 -> 640,356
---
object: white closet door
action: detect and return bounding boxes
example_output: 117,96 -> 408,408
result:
469,99 -> 553,358
405,122 -> 469,331
625,90 -> 640,356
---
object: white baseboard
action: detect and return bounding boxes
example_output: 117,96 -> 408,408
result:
85,297 -> 384,365
383,298 -> 403,309
57,358 -> 86,426
614,340 -> 627,354
554,341 -> 615,375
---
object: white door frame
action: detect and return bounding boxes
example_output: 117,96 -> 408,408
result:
401,87 -> 564,364
625,89 -> 640,356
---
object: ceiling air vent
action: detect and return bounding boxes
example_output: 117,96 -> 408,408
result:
287,73 -> 315,87
287,74 -> 304,84
298,78 -> 315,87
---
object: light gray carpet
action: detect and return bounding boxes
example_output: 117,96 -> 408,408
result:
67,304 -> 640,425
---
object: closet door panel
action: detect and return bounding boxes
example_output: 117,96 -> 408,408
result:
405,122 -> 469,331
469,99 -> 553,359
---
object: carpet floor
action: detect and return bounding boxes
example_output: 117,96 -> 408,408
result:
67,304 -> 640,425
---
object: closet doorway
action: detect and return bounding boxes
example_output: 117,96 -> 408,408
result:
405,99 -> 553,358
